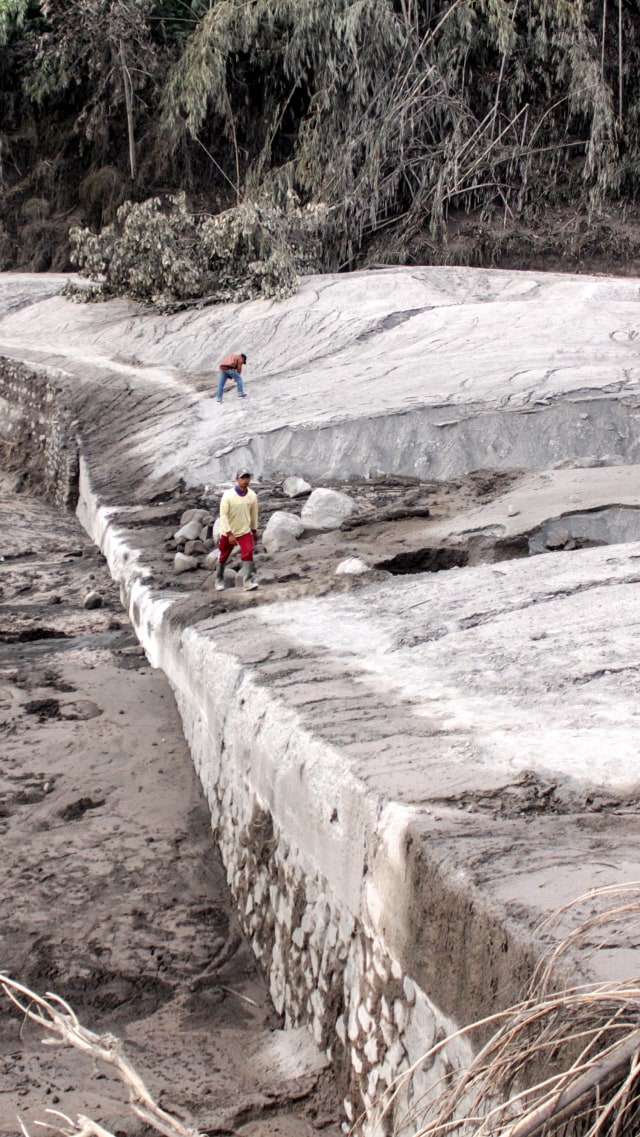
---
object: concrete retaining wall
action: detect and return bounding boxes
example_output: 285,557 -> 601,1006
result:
76,457 -> 474,1135
206,393 -> 640,486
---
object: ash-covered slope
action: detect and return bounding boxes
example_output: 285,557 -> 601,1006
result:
1,266 -> 640,496
3,267 -> 640,1134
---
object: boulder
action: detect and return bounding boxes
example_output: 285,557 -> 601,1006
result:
282,476 -> 312,499
180,508 -> 212,527
83,590 -> 103,609
174,552 -> 199,573
335,558 -> 368,575
263,511 -> 305,554
545,527 -> 570,550
301,488 -> 357,531
174,519 -> 203,543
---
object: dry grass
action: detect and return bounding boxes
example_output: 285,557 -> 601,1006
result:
4,886 -> 640,1137
380,885 -> 640,1137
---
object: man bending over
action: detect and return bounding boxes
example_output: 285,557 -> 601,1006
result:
217,352 -> 247,402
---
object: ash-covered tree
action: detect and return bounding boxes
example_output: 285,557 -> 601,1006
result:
0,0 -> 32,42
23,0 -> 168,180
67,190 -> 328,307
159,0 -> 632,267
5,0 -> 640,290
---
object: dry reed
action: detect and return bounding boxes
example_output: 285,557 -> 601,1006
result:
380,884 -> 640,1137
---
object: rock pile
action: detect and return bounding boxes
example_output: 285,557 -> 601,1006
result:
166,482 -> 369,578
165,507 -> 216,574
262,487 -> 360,552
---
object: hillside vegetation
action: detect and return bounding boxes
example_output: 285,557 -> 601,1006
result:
2,0 -> 640,304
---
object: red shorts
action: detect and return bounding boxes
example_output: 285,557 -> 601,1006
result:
219,531 -> 254,563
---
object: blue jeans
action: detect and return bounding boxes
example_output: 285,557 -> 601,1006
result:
217,368 -> 245,400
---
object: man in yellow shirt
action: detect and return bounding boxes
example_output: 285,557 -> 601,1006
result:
215,469 -> 259,591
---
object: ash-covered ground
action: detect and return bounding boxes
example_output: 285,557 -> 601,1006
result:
120,468 -> 523,606
0,467 -> 520,1137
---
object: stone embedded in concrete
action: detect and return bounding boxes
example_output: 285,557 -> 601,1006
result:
393,998 -> 408,1033
403,977 -> 416,1006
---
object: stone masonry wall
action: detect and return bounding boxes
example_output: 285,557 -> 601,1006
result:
75,453 -> 475,1136
143,617 -> 472,1137
214,791 -> 458,1133
0,357 -> 78,507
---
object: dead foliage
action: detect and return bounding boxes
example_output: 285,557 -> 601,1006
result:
381,884 -> 640,1137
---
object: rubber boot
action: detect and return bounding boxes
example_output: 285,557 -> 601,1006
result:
242,560 -> 259,591
215,559 -> 226,591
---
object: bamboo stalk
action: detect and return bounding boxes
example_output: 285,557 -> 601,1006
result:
601,0 -> 607,79
119,39 -> 136,182
618,0 -> 623,126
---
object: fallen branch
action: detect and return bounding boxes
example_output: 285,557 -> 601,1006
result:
0,975 -> 203,1137
502,1030 -> 640,1137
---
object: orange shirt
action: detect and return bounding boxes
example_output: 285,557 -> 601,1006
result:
219,353 -> 245,372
